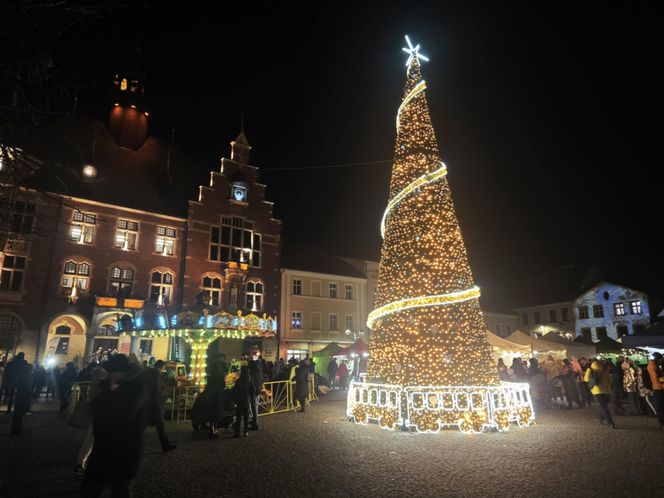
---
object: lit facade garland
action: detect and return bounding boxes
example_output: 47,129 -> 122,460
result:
348,36 -> 534,433
366,286 -> 480,329
380,162 -> 447,238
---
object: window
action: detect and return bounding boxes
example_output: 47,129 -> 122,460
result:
311,312 -> 321,330
345,284 -> 354,300
630,301 -> 642,315
311,280 -> 321,297
329,313 -> 338,331
521,313 -> 529,325
0,315 -> 21,350
613,302 -> 626,316
9,202 -> 35,235
0,254 -> 25,291
246,280 -> 264,311
55,325 -> 71,335
287,349 -> 307,361
139,339 -> 153,355
581,327 -> 592,341
534,311 -> 541,324
616,325 -> 629,337
578,306 -> 589,320
55,337 -> 69,355
548,309 -> 557,323
495,323 -> 502,335
61,260 -> 91,296
208,217 -> 261,267
109,266 -> 134,297
115,219 -> 139,251
202,276 -> 222,306
70,211 -> 96,244
291,311 -> 303,329
505,325 -> 512,335
592,305 -> 604,318
149,270 -> 173,305
561,308 -> 569,322
596,327 -> 608,340
329,283 -> 337,299
345,315 -> 354,332
155,226 -> 176,255
292,279 -> 302,296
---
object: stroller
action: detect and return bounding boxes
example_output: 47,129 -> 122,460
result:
190,389 -> 235,432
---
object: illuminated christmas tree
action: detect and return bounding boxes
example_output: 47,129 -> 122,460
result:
348,37 -> 533,433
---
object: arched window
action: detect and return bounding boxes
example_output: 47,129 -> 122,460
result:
61,260 -> 91,296
150,270 -> 174,305
246,280 -> 264,311
202,275 -> 222,306
55,325 -> 71,335
109,266 -> 134,297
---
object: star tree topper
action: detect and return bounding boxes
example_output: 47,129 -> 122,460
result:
402,35 -> 430,68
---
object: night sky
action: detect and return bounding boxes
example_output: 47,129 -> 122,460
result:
47,2 -> 663,310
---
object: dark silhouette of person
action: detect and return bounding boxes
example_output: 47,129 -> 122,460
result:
205,358 -> 226,438
142,360 -> 175,451
327,358 -> 339,388
59,362 -> 78,413
3,352 -> 27,412
32,361 -> 47,398
9,361 -> 33,435
248,359 -> 263,430
82,354 -> 147,497
232,365 -> 254,437
293,360 -> 309,412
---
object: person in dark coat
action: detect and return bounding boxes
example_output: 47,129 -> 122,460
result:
561,359 -> 582,409
82,354 -> 147,498
248,359 -> 263,430
9,361 -> 33,435
610,357 -> 625,415
293,360 -> 309,412
327,358 -> 339,389
3,352 -> 27,412
205,359 -> 226,438
232,365 -> 254,437
142,360 -> 175,451
32,361 -> 47,398
59,362 -> 78,413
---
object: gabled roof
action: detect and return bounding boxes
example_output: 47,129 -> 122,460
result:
281,245 -> 367,279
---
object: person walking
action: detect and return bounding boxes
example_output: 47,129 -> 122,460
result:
143,360 -> 176,452
622,359 -> 640,415
561,359 -> 582,409
59,362 -> 78,413
327,358 -> 339,388
578,358 -> 594,407
82,354 -> 147,497
73,365 -> 107,475
32,361 -> 46,399
248,359 -> 263,430
610,357 -> 625,416
3,352 -> 27,412
231,365 -> 254,437
337,360 -> 350,390
205,358 -> 226,438
293,360 -> 309,412
9,361 -> 33,435
647,352 -> 664,430
585,358 -> 615,428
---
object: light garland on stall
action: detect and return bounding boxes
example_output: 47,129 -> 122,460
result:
347,36 -> 534,433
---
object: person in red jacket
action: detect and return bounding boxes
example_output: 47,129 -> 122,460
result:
647,352 -> 664,430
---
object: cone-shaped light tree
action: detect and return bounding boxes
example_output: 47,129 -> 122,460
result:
366,38 -> 497,388
349,37 -> 534,433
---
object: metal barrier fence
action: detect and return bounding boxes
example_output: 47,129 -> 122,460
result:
72,377 -> 319,425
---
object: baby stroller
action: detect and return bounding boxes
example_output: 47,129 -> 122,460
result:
190,389 -> 235,432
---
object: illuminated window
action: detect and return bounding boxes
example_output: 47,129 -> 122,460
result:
55,337 -> 69,355
613,302 -> 626,316
115,219 -> 138,251
246,280 -> 264,311
292,279 -> 302,296
329,283 -> 337,299
155,226 -> 176,256
578,306 -> 589,319
61,260 -> 91,296
329,313 -> 338,331
9,202 -> 35,235
630,301 -> 642,315
120,78 -> 128,91
150,270 -> 173,304
209,217 -> 261,267
291,311 -> 303,329
109,266 -> 134,297
70,211 -> 96,244
592,305 -> 604,318
287,349 -> 307,361
202,275 -> 222,306
139,339 -> 153,355
0,254 -> 25,291
345,284 -> 354,300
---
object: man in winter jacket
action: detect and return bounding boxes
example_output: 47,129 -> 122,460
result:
647,353 -> 664,429
143,360 -> 176,452
584,359 -> 615,428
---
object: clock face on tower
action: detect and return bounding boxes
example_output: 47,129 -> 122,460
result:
233,186 -> 246,201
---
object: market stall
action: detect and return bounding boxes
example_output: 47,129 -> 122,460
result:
539,332 -> 596,359
312,342 -> 344,382
332,339 -> 369,381
505,330 -> 567,359
486,330 -> 532,366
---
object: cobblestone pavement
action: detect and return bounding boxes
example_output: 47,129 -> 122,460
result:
1,393 -> 664,498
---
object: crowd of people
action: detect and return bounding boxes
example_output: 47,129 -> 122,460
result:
498,352 -> 664,429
